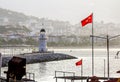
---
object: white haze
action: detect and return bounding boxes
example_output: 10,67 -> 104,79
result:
0,0 -> 120,24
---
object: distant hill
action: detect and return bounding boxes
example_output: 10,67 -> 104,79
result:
0,8 -> 29,23
0,8 -> 120,47
0,7 -> 120,37
0,25 -> 30,34
0,8 -> 72,35
0,8 -> 33,34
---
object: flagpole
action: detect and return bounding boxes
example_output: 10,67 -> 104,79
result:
104,59 -> 106,78
81,59 -> 83,82
92,13 -> 94,76
0,53 -> 2,77
81,13 -> 94,76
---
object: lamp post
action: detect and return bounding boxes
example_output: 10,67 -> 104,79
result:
90,34 -> 120,79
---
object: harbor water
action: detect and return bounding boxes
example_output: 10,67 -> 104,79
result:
1,48 -> 120,82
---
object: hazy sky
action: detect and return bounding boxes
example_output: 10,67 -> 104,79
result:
0,0 -> 120,24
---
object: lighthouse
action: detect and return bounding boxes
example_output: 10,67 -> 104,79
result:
39,29 -> 47,52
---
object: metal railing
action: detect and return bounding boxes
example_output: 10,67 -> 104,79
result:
55,71 -> 75,78
25,72 -> 35,81
55,71 -> 75,82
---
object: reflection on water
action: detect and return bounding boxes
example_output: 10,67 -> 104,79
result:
39,63 -> 46,77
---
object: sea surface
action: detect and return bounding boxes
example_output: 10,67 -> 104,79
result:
1,48 -> 120,82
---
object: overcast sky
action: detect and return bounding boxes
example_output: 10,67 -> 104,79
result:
0,0 -> 120,24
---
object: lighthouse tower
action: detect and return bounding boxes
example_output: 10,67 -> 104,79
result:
39,29 -> 47,52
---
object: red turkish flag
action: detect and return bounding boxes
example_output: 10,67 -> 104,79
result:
76,59 -> 82,66
81,13 -> 93,27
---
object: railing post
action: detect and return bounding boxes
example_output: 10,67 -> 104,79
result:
33,73 -> 35,80
55,71 -> 57,82
73,72 -> 75,82
25,73 -> 27,79
55,71 -> 56,77
56,78 -> 57,82
73,72 -> 75,77
71,80 -> 74,82
63,72 -> 66,82
29,73 -> 30,80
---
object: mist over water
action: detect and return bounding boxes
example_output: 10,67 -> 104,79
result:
1,48 -> 120,82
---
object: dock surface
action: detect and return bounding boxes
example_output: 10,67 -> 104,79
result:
55,76 -> 113,80
54,71 -> 119,82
